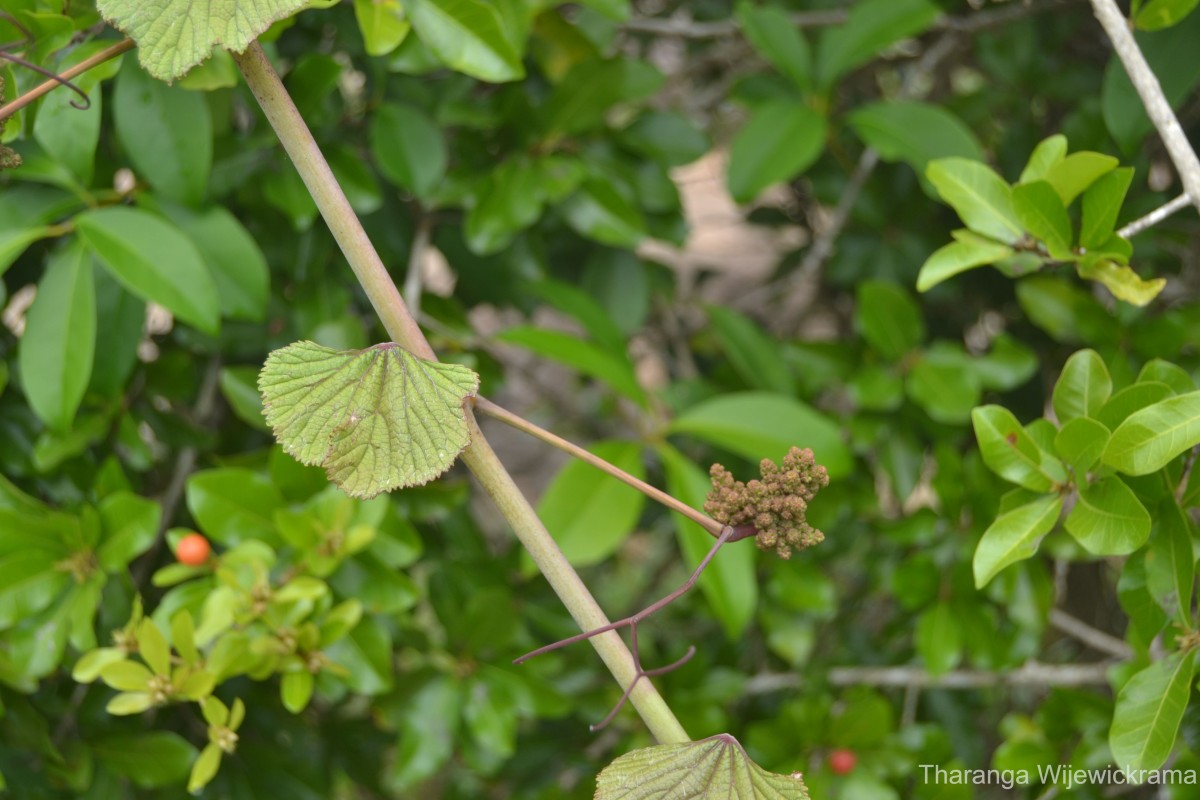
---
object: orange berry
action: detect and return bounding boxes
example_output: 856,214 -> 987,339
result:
176,533 -> 211,566
829,749 -> 856,775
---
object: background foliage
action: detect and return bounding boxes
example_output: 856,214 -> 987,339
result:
2,0 -> 1200,797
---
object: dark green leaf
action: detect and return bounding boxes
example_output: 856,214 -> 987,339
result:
76,207 -> 219,335
972,405 -> 1066,491
97,492 -> 160,572
916,603 -> 962,676
707,305 -> 792,394
561,176 -> 645,248
618,111 -> 709,167
541,58 -> 663,137
848,101 -> 983,178
736,0 -> 812,92
536,440 -> 646,567
1145,499 -> 1195,624
816,0 -> 939,87
160,205 -> 269,321
18,239 -> 95,431
186,468 -> 283,545
1054,417 -> 1110,474
1135,0 -> 1200,31
670,392 -> 851,478
91,731 -> 197,788
113,60 -> 211,205
854,280 -> 924,360
1018,135 -> 1067,183
495,326 -> 644,403
728,102 -> 826,203
370,103 -> 446,198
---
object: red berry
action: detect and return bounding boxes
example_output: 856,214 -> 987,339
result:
829,748 -> 856,775
176,533 -> 211,566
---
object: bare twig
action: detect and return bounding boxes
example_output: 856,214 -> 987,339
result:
1117,193 -> 1192,238
1090,0 -> 1200,213
745,661 -> 1115,693
1048,609 -> 1132,660
0,37 -> 133,121
475,396 -> 725,538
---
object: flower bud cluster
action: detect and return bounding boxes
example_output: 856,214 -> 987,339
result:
704,446 -> 829,559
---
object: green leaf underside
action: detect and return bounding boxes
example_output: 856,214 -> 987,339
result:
97,0 -> 311,82
595,733 -> 809,799
259,341 -> 479,499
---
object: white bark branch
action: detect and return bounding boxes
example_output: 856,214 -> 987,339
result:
1048,609 -> 1132,660
1117,192 -> 1192,238
1089,0 -> 1200,214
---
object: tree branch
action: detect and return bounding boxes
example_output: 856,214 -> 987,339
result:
1117,192 -> 1193,238
1048,609 -> 1132,660
0,37 -> 133,121
1089,0 -> 1200,214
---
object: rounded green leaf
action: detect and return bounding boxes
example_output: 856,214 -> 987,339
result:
100,660 -> 155,692
669,392 -> 851,478
560,177 -> 645,248
281,670 -> 314,713
728,102 -> 826,204
1012,180 -> 1072,259
1052,349 -> 1112,423
1081,167 -> 1134,248
92,731 -> 197,787
1102,391 -> 1200,475
161,205 -> 269,321
1064,477 -> 1151,555
369,103 -> 446,198
105,692 -> 154,716
849,101 -> 983,176
97,491 -> 161,572
816,0 -> 938,87
18,239 -> 95,431
187,742 -> 223,794
405,0 -> 524,82
916,603 -> 962,676
113,60 -> 211,205
1110,651 -> 1196,773
76,207 -> 219,335
973,493 -> 1062,588
536,440 -> 647,568
855,280 -> 924,361
186,468 -> 283,545
916,229 -> 1014,292
926,158 -> 1022,244
1054,417 -> 1110,474
259,341 -> 480,499
72,648 -> 126,683
972,406 -> 1065,490
595,733 -> 810,799
736,0 -> 812,92
97,0 -> 309,82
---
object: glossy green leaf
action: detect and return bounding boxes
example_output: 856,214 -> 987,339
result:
187,743 -> 223,794
259,341 -> 480,498
100,660 -> 154,692
370,103 -> 446,198
1042,151 -> 1118,206
495,326 -> 644,403
973,493 -> 1062,588
1103,391 -> 1200,475
1076,258 -> 1165,307
355,0 -> 410,55
618,111 -> 709,167
97,492 -> 160,572
816,0 -> 939,87
536,440 -> 646,567
1012,180 -> 1072,259
92,731 -> 197,788
98,0 -> 307,81
281,670 -> 314,713
972,406 -> 1066,491
1018,135 -> 1067,183
1080,168 -> 1134,249
541,58 -> 663,137
1138,360 -> 1196,394
707,305 -> 792,394
219,366 -> 270,431
89,266 -> 145,397
405,0 -> 524,82
1145,499 -> 1195,624
76,207 -> 219,335
18,240 -> 95,431
0,227 -> 54,278
848,101 -> 983,178
1135,0 -> 1200,30
1110,651 -> 1195,772
659,445 -> 756,639
670,392 -> 851,478
916,603 -> 962,676
465,158 -> 543,255
1052,349 -> 1112,422
855,280 -> 924,360
186,468 -> 284,545
728,102 -> 826,203
1064,477 -> 1151,555
325,615 -> 393,695
560,177 -> 645,248
1098,383 -> 1174,431
34,83 -> 100,187
1054,417 -> 1110,474
113,60 -> 211,204
916,229 -> 1014,291
595,733 -> 809,799
927,158 -> 1022,244
736,0 -> 811,92
162,205 -> 269,321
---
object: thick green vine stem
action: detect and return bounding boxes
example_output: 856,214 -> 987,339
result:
230,41 -> 689,745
